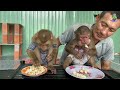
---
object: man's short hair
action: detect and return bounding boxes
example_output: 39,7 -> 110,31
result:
100,11 -> 120,19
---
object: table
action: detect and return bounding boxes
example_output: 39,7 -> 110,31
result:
0,61 -> 120,79
13,61 -> 120,79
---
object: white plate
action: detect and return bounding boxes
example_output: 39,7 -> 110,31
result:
65,65 -> 105,79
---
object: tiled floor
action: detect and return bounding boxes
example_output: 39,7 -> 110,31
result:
0,60 -> 20,70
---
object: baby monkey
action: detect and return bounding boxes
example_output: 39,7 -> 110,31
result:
63,25 -> 97,69
26,29 -> 58,74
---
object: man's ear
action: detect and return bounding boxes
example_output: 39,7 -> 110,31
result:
95,14 -> 100,22
94,14 -> 97,18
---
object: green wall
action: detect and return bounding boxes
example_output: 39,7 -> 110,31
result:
0,11 -> 119,57
111,29 -> 120,53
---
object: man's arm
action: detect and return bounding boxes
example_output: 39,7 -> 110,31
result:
97,38 -> 114,70
93,59 -> 111,70
58,25 -> 75,46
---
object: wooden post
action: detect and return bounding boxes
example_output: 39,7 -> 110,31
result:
2,23 -> 8,44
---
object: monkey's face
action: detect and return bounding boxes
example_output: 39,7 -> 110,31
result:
78,33 -> 91,46
38,40 -> 52,51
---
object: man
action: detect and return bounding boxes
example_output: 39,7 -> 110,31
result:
57,11 -> 120,70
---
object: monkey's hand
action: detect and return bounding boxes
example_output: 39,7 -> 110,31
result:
48,66 -> 57,74
84,47 -> 90,53
85,39 -> 91,45
86,48 -> 97,56
46,55 -> 52,62
50,68 -> 57,74
88,57 -> 96,68
32,59 -> 41,67
74,52 -> 82,59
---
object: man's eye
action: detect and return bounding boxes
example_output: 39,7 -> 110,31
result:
101,23 -> 107,27
109,29 -> 116,32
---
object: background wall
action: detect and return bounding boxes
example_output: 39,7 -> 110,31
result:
0,11 -> 120,57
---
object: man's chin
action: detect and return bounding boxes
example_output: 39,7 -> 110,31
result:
97,37 -> 105,41
95,36 -> 105,41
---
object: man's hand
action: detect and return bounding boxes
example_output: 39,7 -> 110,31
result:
101,60 -> 111,70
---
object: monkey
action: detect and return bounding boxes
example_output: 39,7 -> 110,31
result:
26,29 -> 58,74
63,25 -> 97,69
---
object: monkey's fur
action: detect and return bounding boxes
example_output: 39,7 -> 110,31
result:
63,26 -> 97,69
26,29 -> 58,74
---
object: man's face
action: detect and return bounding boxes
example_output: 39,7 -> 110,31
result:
93,13 -> 120,41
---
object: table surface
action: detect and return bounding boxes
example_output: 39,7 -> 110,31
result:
1,61 -> 120,79
13,62 -> 120,79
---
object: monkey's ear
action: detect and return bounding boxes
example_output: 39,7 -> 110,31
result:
74,31 -> 79,39
50,33 -> 53,40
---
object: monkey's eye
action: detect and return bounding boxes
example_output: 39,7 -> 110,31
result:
84,36 -> 89,39
80,36 -> 90,39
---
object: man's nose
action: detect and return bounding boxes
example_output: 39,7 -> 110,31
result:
101,28 -> 109,35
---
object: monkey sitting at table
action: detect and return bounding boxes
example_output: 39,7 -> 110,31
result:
26,29 -> 58,74
63,25 -> 97,69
